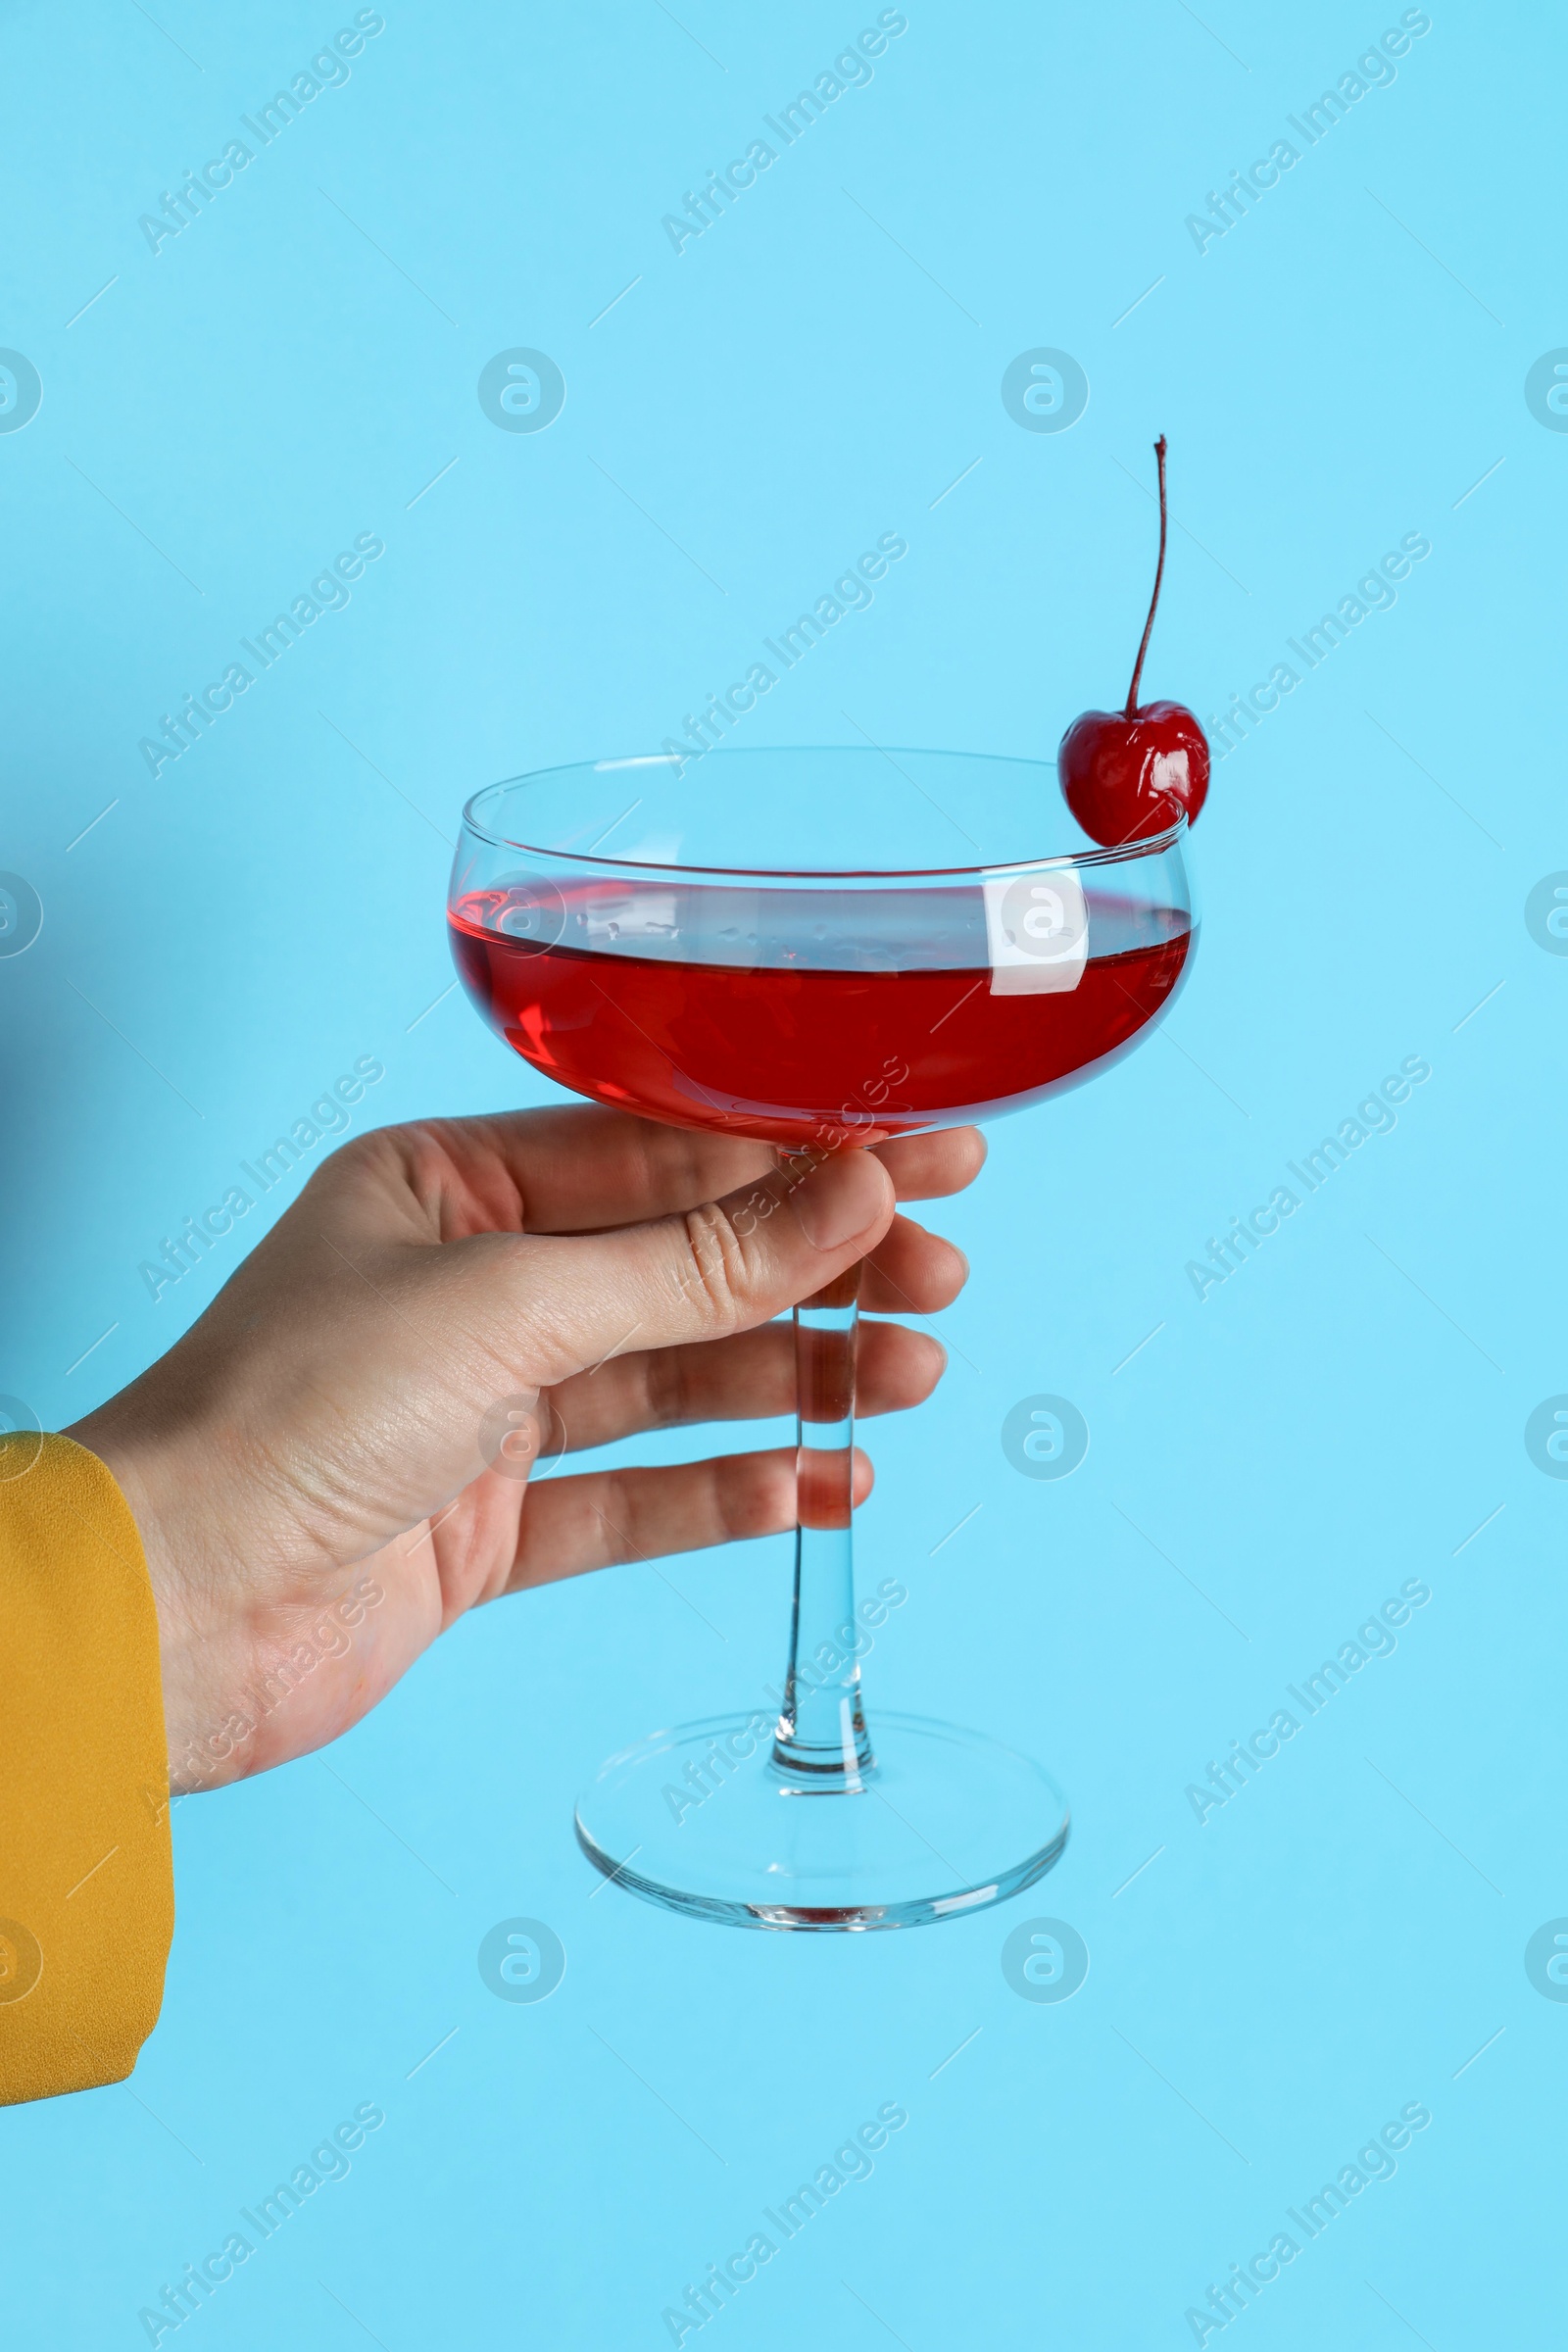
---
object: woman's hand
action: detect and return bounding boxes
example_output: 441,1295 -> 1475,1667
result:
68,1107 -> 983,1792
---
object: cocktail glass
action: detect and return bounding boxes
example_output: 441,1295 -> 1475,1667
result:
448,747 -> 1195,1930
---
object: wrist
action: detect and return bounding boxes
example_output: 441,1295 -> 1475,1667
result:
64,1407 -> 215,1789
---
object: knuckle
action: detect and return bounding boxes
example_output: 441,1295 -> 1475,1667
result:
677,1200 -> 756,1324
394,1122 -> 470,1225
299,1124 -> 376,1197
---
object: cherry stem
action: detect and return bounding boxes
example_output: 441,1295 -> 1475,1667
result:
1124,433 -> 1168,718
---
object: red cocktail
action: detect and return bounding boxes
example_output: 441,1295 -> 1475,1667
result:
450,883 -> 1190,1148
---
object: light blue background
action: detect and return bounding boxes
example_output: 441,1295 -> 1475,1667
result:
2,2 -> 1561,2344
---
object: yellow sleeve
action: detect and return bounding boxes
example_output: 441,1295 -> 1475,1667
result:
0,1432 -> 173,2105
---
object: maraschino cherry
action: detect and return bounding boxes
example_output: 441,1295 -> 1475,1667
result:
1057,434 -> 1209,847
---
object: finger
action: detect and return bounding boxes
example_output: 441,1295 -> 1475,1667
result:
859,1213 -> 970,1316
424,1145 -> 899,1387
347,1104 -> 781,1241
333,1107 -> 985,1246
873,1127 -> 986,1202
502,1446 -> 875,1592
545,1318 -> 946,1451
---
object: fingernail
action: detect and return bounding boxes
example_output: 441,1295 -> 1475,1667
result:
795,1152 -> 889,1251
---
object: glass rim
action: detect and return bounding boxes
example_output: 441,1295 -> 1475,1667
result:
457,746 -> 1188,882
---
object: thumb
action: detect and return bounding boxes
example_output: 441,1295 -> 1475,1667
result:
443,1147 -> 896,1383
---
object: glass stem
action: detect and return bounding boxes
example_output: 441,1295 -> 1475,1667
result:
771,1261 -> 874,1787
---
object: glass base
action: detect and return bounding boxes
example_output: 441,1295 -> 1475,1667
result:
574,1710 -> 1069,1932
